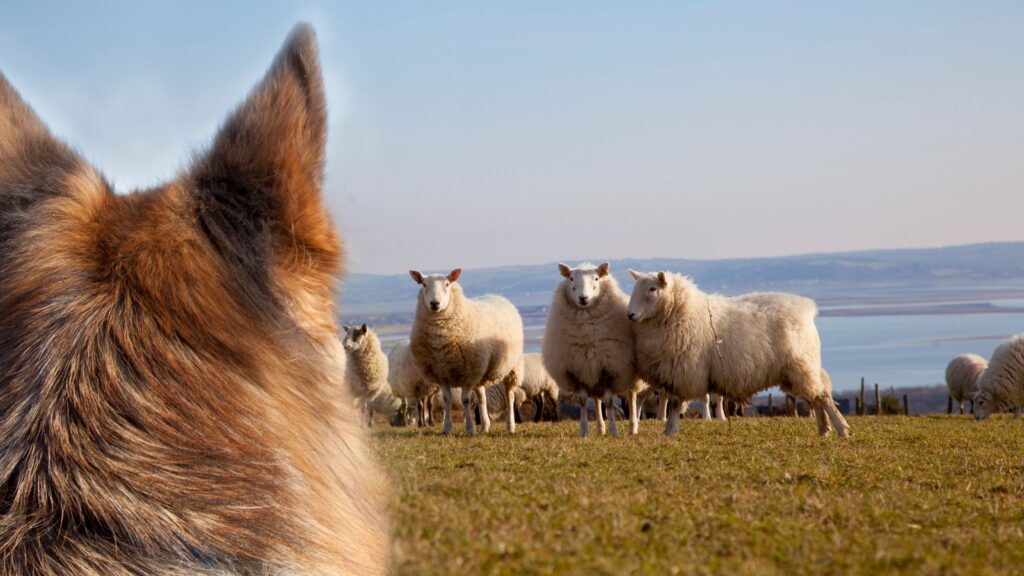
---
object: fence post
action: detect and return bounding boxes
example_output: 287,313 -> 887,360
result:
902,394 -> 909,416
859,378 -> 866,416
874,383 -> 881,416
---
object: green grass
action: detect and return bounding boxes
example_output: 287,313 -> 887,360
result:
375,416 -> 1024,575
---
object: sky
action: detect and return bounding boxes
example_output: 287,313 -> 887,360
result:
1,1 -> 1022,275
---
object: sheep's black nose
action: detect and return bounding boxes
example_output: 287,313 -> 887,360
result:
628,312 -> 637,321
578,296 -> 589,305
429,301 -> 440,311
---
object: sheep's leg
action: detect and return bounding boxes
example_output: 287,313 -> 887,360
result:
821,395 -> 851,437
812,397 -> 832,436
475,385 -> 491,433
959,400 -> 965,415
416,397 -> 426,427
596,399 -> 607,435
658,393 -> 669,422
552,393 -> 561,422
579,396 -> 589,437
628,389 -> 639,435
462,387 -> 477,436
1015,406 -> 1022,420
506,388 -> 516,434
713,394 -> 726,421
442,387 -> 454,435
664,395 -> 682,437
533,396 -> 544,423
701,394 -> 712,420
604,391 -> 620,437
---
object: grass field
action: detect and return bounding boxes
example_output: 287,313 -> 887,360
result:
375,416 -> 1024,575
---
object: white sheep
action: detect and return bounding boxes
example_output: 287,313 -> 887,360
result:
521,353 -> 562,421
342,324 -> 389,427
973,335 -> 1024,420
945,354 -> 987,414
409,268 -> 524,435
388,342 -> 439,427
542,262 -> 643,437
627,270 -> 850,437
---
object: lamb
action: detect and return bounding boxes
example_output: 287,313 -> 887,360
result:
343,324 -> 389,427
627,270 -> 850,437
945,354 -> 987,414
973,335 -> 1024,420
388,342 -> 440,427
409,268 -> 524,435
521,353 -> 562,421
543,262 -> 643,437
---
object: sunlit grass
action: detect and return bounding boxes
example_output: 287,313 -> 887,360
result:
376,415 -> 1024,575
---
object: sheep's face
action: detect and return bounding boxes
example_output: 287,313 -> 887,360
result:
410,268 -> 461,313
972,390 -> 996,420
626,270 -> 669,322
342,324 -> 370,352
559,262 -> 609,309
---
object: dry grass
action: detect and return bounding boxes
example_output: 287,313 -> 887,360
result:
375,415 -> 1024,575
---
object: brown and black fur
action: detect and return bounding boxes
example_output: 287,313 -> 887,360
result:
0,24 -> 389,575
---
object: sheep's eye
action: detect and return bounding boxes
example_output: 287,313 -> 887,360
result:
648,287 -> 657,293
445,282 -> 450,287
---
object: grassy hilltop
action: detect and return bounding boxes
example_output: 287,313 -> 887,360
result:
377,416 -> 1024,575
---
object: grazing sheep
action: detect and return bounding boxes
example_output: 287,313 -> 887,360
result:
946,354 -> 987,414
973,335 -> 1024,420
521,353 -> 562,422
389,342 -> 439,427
409,268 -> 524,435
543,262 -> 643,437
627,270 -> 850,437
343,324 -> 389,427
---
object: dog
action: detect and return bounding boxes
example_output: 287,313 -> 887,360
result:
0,24 -> 389,575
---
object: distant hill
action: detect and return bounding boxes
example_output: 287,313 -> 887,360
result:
340,241 -> 1024,315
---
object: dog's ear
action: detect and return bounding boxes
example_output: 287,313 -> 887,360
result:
0,74 -> 96,208
187,23 -> 338,281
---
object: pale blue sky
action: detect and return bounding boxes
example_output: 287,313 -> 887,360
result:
2,1 -> 1022,274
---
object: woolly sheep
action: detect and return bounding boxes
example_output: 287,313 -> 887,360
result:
627,270 -> 850,437
945,354 -> 987,415
409,268 -> 524,435
388,342 -> 439,427
543,262 -> 643,437
342,324 -> 389,427
973,335 -> 1024,420
521,353 -> 561,422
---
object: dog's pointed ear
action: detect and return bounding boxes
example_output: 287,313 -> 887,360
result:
409,270 -> 424,285
596,262 -> 610,278
558,263 -> 572,278
187,24 -> 338,278
0,73 -> 93,198
628,268 -> 642,281
448,268 -> 462,283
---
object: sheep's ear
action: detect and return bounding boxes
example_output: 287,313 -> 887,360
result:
342,325 -> 351,333
360,323 -> 368,333
409,270 -> 425,284
596,262 -> 610,278
448,268 -> 462,283
657,272 -> 668,287
558,263 -> 573,278
628,268 -> 642,281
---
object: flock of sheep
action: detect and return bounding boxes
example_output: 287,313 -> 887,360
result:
342,262 -> 860,437
946,335 -> 1024,420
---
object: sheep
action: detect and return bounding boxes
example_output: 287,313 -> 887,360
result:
521,353 -> 562,422
342,323 -> 389,427
388,342 -> 440,427
481,383 -> 528,420
973,335 -> 1024,420
409,268 -> 524,436
627,270 -> 850,437
542,262 -> 643,437
945,354 -> 987,414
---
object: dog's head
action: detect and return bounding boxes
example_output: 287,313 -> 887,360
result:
0,25 -> 388,572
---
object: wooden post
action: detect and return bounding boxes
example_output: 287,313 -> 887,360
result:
874,383 -> 881,416
859,378 -> 866,416
902,394 -> 909,416
855,396 -> 862,415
